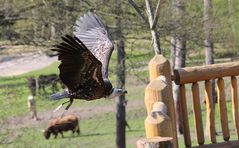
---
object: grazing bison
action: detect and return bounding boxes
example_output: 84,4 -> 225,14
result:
43,115 -> 80,139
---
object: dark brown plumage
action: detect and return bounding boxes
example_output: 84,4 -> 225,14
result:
52,35 -> 112,100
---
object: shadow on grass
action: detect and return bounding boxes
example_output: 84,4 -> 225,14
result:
60,129 -> 145,139
48,132 -> 115,140
126,129 -> 144,133
79,132 -> 114,137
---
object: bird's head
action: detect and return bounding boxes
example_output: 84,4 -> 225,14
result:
105,88 -> 127,99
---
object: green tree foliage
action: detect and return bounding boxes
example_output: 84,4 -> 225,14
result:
0,0 -> 238,57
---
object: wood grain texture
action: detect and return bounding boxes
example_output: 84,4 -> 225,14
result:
217,78 -> 230,141
205,80 -> 217,143
148,55 -> 178,148
179,84 -> 191,147
231,76 -> 239,139
174,61 -> 239,84
136,137 -> 173,148
192,82 -> 204,145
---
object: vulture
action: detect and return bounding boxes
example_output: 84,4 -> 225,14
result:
51,12 -> 127,110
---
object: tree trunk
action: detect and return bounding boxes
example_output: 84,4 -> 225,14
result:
115,0 -> 126,148
3,0 -> 13,40
170,37 -> 176,73
204,0 -> 214,66
145,0 -> 161,54
128,0 -> 162,54
172,0 -> 186,135
228,0 -> 238,55
204,0 -> 216,104
204,0 -> 217,137
31,4 -> 38,42
174,36 -> 186,135
50,22 -> 56,40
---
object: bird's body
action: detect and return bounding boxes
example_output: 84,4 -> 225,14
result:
51,12 -> 126,107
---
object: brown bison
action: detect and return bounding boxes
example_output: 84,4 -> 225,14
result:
43,115 -> 80,139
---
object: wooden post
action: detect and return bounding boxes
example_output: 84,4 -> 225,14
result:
145,77 -> 168,115
145,101 -> 173,138
192,82 -> 204,145
179,84 -> 191,147
205,80 -> 217,143
217,78 -> 230,141
231,76 -> 239,138
148,55 -> 178,147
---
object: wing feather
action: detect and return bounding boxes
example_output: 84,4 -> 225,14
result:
51,35 -> 104,92
73,12 -> 114,79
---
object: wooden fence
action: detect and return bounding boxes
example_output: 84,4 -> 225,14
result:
137,55 -> 239,148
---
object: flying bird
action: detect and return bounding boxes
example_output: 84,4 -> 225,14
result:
51,12 -> 127,110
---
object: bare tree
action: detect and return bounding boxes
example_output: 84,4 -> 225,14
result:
145,0 -> 161,54
115,0 -> 126,148
228,0 -> 238,54
128,0 -> 166,54
170,37 -> 176,72
204,0 -> 217,137
172,0 -> 187,134
204,0 -> 214,66
2,0 -> 14,40
204,0 -> 216,103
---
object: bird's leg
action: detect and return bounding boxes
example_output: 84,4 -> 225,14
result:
65,98 -> 73,110
54,99 -> 71,112
60,98 -> 74,118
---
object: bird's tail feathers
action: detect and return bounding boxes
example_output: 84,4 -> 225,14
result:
50,90 -> 69,100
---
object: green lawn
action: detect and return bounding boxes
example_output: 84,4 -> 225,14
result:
0,59 -> 147,148
0,109 -> 146,148
0,57 -> 238,148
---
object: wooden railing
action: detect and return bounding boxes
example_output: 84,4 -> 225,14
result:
137,55 -> 239,148
173,61 -> 239,147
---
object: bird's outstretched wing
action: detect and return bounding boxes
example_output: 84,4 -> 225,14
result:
73,12 -> 114,79
51,35 -> 104,92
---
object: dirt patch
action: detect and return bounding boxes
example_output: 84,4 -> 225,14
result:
0,53 -> 57,76
0,45 -> 145,134
1,99 -> 144,130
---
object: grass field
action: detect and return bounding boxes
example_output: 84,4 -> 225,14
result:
0,60 -> 148,148
0,57 -> 239,148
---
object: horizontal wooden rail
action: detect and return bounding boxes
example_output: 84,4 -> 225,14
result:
174,61 -> 239,84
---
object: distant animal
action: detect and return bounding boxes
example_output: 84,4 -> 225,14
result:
38,74 -> 63,94
43,115 -> 80,139
50,12 -> 127,110
27,74 -> 63,96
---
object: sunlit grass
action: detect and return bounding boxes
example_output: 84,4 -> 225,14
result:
0,108 -> 146,148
